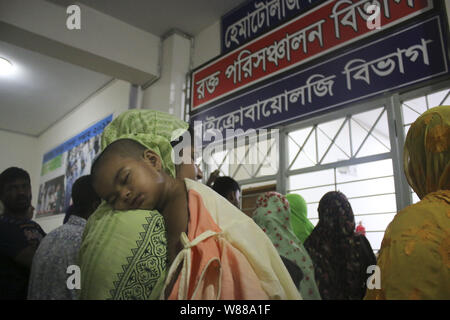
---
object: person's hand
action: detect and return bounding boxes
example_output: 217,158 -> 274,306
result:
206,169 -> 220,187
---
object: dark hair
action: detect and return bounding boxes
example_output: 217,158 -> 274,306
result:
70,175 -> 100,217
0,167 -> 30,195
91,138 -> 147,178
212,176 -> 241,198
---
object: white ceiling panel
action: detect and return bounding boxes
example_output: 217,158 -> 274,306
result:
0,40 -> 112,136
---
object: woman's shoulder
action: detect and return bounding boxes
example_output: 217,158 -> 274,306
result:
385,190 -> 450,241
395,190 -> 449,221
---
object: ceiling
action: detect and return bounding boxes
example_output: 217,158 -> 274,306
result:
0,0 -> 248,137
0,40 -> 112,136
47,0 -> 248,37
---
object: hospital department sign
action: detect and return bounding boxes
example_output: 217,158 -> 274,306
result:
191,16 -> 448,144
192,0 -> 433,111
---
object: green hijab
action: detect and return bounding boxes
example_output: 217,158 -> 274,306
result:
79,109 -> 188,300
286,193 -> 314,243
101,109 -> 189,177
253,192 -> 321,300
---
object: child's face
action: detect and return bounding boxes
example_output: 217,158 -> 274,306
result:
93,150 -> 165,211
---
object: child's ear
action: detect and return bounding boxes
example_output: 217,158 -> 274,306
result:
143,149 -> 163,171
227,191 -> 235,202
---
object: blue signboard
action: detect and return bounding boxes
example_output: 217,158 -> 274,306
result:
43,114 -> 113,163
194,16 -> 448,145
221,0 -> 323,54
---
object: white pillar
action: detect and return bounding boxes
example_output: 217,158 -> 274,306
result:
141,31 -> 192,120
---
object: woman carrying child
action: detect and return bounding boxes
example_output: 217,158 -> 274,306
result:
79,110 -> 301,300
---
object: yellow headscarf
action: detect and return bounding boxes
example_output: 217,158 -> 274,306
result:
403,105 -> 450,198
365,105 -> 450,300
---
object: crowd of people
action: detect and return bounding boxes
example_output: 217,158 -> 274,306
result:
0,106 -> 448,300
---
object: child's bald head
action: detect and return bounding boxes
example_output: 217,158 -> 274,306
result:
91,138 -> 166,211
91,139 -> 147,176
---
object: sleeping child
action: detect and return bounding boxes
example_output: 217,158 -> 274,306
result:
79,109 -> 301,300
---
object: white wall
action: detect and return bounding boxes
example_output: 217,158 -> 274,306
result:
0,130 -> 38,179
34,79 -> 130,233
0,130 -> 39,213
192,21 -> 221,69
142,33 -> 191,119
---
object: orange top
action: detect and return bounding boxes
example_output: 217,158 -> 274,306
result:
168,189 -> 269,300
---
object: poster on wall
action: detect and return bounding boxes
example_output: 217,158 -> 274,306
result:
36,114 -> 113,218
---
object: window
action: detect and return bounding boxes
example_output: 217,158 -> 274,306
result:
287,106 -> 395,251
202,129 -> 279,182
288,107 -> 390,171
198,83 -> 450,254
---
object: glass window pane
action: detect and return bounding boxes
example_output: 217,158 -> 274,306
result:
288,169 -> 335,190
317,118 -> 346,160
350,118 -> 368,155
290,185 -> 336,203
348,193 -> 397,215
318,118 -> 345,139
240,180 -> 276,190
288,126 -> 313,163
403,96 -> 427,114
258,163 -> 277,176
288,126 -> 314,148
370,111 -> 390,149
352,107 -> 384,129
306,202 -> 319,220
442,92 -> 450,105
336,159 -> 393,183
337,176 -> 396,198
321,144 -> 350,164
427,88 -> 449,108
322,121 -> 351,164
232,163 -> 252,180
357,135 -> 390,158
356,111 -> 390,157
288,126 -> 317,170
354,213 -> 396,232
412,192 -> 420,204
366,231 -> 385,252
404,124 -> 411,138
317,128 -> 331,162
401,103 -> 422,125
254,137 -> 278,177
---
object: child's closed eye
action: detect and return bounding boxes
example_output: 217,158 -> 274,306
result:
122,172 -> 130,184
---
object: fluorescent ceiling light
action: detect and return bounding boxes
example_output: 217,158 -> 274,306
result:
0,57 -> 13,75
